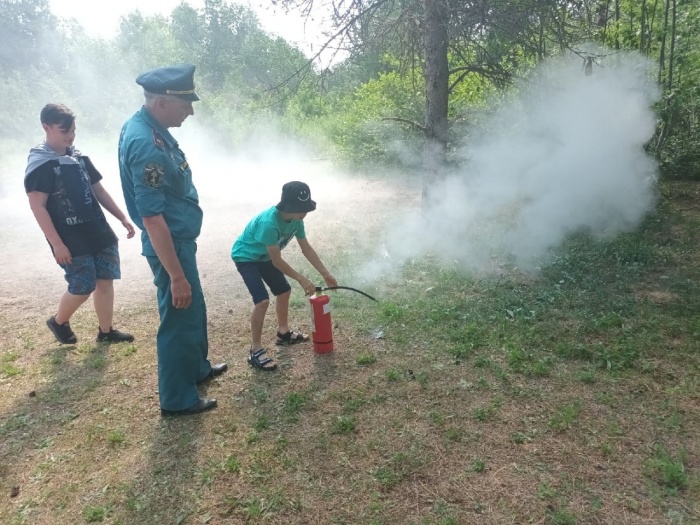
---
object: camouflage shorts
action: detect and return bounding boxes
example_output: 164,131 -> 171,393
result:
60,244 -> 121,295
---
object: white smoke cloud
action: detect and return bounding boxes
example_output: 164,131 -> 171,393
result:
358,50 -> 660,282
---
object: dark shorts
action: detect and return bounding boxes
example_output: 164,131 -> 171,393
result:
60,243 -> 121,295
235,260 -> 291,305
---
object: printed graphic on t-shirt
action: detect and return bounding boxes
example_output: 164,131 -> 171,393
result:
54,161 -> 94,225
278,229 -> 298,250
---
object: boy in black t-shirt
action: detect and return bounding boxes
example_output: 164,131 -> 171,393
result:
25,103 -> 136,344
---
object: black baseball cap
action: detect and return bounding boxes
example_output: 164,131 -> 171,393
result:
276,181 -> 317,213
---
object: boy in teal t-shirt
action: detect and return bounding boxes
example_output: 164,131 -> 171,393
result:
231,181 -> 337,370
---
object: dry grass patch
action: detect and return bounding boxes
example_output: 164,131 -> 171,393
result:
1,180 -> 700,524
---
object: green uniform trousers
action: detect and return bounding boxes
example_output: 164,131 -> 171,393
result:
147,241 -> 211,411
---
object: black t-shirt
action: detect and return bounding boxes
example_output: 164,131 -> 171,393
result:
24,155 -> 118,257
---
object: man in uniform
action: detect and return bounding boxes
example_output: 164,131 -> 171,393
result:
118,64 -> 227,416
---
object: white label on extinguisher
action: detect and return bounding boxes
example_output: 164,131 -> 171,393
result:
310,305 -> 315,332
323,303 -> 331,315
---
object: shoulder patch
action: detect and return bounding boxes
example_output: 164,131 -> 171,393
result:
144,163 -> 165,188
152,130 -> 165,151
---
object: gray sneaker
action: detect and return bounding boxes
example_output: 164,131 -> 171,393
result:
46,316 -> 77,344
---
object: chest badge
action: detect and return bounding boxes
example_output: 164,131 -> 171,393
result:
152,130 -> 165,151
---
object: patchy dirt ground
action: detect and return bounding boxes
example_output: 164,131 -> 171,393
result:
2,171 -> 698,525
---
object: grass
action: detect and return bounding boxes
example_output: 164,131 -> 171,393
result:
549,402 -> 582,431
0,181 -> 699,524
106,429 -> 127,446
224,455 -> 241,474
356,351 -> 377,365
83,505 -> 110,523
1,352 -> 22,377
646,445 -> 690,495
331,415 -> 356,434
470,459 -> 486,473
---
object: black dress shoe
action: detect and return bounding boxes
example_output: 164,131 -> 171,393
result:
197,363 -> 228,384
161,397 -> 217,416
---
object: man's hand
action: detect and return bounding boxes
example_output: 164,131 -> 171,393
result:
171,275 -> 192,309
298,276 -> 316,296
322,273 -> 338,289
122,219 -> 136,239
53,243 -> 72,266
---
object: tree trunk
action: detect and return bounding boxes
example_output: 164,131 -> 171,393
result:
647,0 -> 660,56
659,0 -> 670,85
668,0 -> 677,90
654,0 -> 674,155
421,0 -> 450,205
640,0 -> 646,53
614,0 -> 620,49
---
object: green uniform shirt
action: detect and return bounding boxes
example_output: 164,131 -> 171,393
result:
231,206 -> 306,262
118,107 -> 203,257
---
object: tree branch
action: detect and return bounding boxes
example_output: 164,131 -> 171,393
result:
264,0 -> 391,93
381,116 -> 427,134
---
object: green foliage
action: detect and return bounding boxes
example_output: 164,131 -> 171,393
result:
659,123 -> 700,179
0,0 -> 311,156
600,0 -> 700,178
0,0 -> 58,72
2,0 -> 700,171
317,69 -> 424,165
116,13 -> 186,72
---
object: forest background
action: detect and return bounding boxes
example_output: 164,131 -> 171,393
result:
2,0 -> 699,183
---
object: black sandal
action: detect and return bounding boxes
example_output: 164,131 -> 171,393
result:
248,348 -> 277,371
275,330 -> 309,346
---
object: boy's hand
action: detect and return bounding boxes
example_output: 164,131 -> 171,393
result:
298,277 -> 316,296
122,219 -> 136,239
53,243 -> 72,266
322,273 -> 338,289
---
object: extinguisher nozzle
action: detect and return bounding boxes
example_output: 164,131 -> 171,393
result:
321,286 -> 378,302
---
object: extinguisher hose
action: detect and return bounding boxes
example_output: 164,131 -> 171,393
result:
319,286 -> 378,302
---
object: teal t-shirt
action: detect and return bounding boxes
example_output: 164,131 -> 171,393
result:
231,206 -> 306,262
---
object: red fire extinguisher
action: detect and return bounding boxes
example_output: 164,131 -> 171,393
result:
309,287 -> 333,354
309,286 -> 377,355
